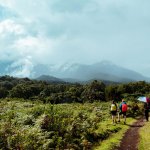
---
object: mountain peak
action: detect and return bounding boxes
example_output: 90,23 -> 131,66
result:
36,75 -> 65,83
0,60 -> 150,82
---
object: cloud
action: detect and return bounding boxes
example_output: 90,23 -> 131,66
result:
0,0 -> 150,76
0,19 -> 26,61
0,19 -> 25,35
9,56 -> 34,77
12,35 -> 62,64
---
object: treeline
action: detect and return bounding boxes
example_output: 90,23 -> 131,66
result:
0,75 -> 150,103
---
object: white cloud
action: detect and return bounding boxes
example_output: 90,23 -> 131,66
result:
10,57 -> 34,77
12,35 -> 67,64
0,19 -> 26,61
0,19 -> 25,36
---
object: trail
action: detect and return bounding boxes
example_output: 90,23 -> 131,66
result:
116,118 -> 145,150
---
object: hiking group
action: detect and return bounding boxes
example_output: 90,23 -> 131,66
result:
111,98 -> 150,124
110,99 -> 127,124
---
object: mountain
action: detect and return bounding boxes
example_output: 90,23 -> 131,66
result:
36,75 -> 66,84
0,60 -> 150,83
32,61 -> 150,83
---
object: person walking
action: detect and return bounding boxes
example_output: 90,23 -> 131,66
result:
118,99 -> 128,124
144,102 -> 149,121
110,100 -> 117,124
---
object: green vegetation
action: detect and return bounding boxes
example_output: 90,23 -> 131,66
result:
0,75 -> 149,149
0,75 -> 150,103
138,121 -> 150,150
0,99 -> 143,149
0,100 -> 107,149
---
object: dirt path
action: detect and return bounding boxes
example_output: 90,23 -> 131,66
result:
116,118 -> 145,150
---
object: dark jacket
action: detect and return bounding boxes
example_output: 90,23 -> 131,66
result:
144,102 -> 150,111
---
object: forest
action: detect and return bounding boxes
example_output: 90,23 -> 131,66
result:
0,75 -> 149,103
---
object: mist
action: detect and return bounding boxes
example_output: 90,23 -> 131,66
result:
0,0 -> 150,77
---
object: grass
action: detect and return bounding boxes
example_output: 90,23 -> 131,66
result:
94,117 -> 137,150
0,99 -> 142,149
0,99 -> 113,149
138,120 -> 150,150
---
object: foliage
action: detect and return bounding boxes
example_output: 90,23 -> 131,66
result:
0,76 -> 150,104
139,121 -> 150,150
0,100 -> 118,149
0,98 -> 144,149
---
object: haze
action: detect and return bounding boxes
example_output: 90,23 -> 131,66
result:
0,0 -> 150,77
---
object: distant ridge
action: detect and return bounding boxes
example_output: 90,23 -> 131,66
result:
36,75 -> 66,84
0,60 -> 150,83
35,75 -> 120,85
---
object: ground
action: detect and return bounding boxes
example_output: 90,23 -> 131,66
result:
116,118 -> 145,150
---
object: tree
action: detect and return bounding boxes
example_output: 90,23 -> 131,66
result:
0,87 -> 8,98
9,84 -> 33,99
81,80 -> 105,102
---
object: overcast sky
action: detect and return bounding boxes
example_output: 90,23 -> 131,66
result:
0,0 -> 150,77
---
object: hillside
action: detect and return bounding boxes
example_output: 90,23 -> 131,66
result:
0,60 -> 150,83
36,75 -> 66,84
33,61 -> 150,83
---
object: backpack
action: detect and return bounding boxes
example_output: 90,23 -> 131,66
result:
122,103 -> 127,112
111,104 -> 117,111
146,97 -> 150,103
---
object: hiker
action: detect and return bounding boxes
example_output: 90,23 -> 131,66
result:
144,102 -> 149,121
110,100 -> 117,124
118,99 -> 128,124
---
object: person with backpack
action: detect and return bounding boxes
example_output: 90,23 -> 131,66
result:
118,99 -> 128,124
144,102 -> 149,121
110,100 -> 117,124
